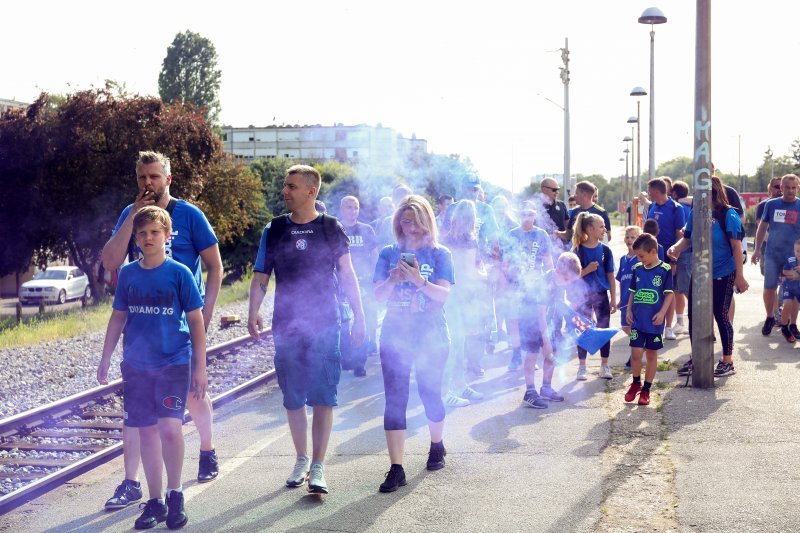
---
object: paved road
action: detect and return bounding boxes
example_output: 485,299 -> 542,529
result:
2,232 -> 799,531
0,297 -> 86,318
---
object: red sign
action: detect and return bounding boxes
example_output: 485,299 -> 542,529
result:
741,192 -> 768,209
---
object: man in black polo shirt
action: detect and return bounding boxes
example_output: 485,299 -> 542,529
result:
565,181 -> 612,242
535,177 -> 570,248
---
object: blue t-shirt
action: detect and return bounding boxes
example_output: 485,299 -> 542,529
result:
760,198 -> 800,259
254,214 -> 350,333
342,221 -> 377,283
629,261 -> 674,335
684,208 -> 742,278
616,253 -> 637,307
502,226 -> 553,295
782,256 -> 800,295
113,200 -> 218,297
113,258 -> 204,370
373,244 -> 454,318
574,243 -> 614,292
647,198 -> 686,250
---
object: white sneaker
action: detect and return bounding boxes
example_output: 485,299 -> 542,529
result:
307,463 -> 328,494
576,366 -> 588,381
599,364 -> 613,380
664,327 -> 677,340
461,386 -> 485,401
672,323 -> 687,335
444,392 -> 470,407
286,455 -> 310,487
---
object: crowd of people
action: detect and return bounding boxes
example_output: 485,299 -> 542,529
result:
95,151 -> 800,528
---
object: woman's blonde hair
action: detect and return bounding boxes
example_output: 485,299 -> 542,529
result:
447,199 -> 477,243
571,212 -> 603,249
393,194 -> 438,247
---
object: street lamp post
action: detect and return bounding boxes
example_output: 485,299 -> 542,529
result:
638,7 -> 667,181
623,136 -> 633,208
561,38 -> 571,204
630,87 -> 646,195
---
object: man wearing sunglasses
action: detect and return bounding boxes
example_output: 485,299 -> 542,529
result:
536,178 -> 570,247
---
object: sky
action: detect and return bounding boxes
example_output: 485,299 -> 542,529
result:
4,1 -> 799,194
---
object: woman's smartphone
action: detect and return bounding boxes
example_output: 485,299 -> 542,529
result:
400,252 -> 416,265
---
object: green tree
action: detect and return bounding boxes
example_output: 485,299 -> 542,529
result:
656,156 -> 693,181
158,31 -> 222,126
749,147 -> 795,192
0,88 -> 222,300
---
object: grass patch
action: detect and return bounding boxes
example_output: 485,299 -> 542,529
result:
0,274 -> 257,350
657,361 -> 673,372
653,381 -> 672,390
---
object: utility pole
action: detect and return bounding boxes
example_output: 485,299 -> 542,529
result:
692,0 -> 714,388
561,38 -> 570,204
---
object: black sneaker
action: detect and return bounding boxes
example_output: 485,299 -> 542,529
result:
713,360 -> 735,377
762,316 -> 776,336
522,389 -> 548,409
379,464 -> 407,493
790,324 -> 800,339
426,441 -> 446,471
134,498 -> 168,530
354,367 -> 367,377
677,360 -> 693,377
197,450 -> 219,483
165,491 -> 188,529
105,478 -> 143,510
781,325 -> 797,343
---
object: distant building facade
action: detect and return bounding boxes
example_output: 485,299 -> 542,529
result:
0,98 -> 28,117
220,123 -> 427,170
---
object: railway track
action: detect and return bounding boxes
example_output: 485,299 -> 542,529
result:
0,330 -> 275,514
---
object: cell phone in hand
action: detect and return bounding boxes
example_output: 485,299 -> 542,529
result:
400,252 -> 416,265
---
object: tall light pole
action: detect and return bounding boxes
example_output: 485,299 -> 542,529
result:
623,136 -> 633,207
638,8 -> 667,180
561,38 -> 571,203
630,87 -> 646,194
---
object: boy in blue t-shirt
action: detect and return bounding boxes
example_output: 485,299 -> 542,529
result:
624,234 -> 674,406
779,239 -> 800,342
97,206 -> 206,530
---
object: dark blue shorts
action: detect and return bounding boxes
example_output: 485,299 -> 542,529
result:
273,325 -> 341,410
629,329 -> 664,351
782,282 -> 800,303
121,361 -> 190,427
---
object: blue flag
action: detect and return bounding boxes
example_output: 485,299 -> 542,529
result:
557,302 -> 621,355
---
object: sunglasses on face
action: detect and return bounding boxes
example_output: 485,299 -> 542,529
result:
772,184 -> 782,189
543,186 -> 560,192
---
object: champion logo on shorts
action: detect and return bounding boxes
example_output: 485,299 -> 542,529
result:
296,238 -> 307,250
162,396 -> 184,411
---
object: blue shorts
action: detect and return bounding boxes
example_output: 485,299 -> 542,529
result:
121,361 -> 190,427
675,253 -> 692,294
764,253 -> 785,290
273,325 -> 341,410
629,329 -> 664,351
782,283 -> 800,303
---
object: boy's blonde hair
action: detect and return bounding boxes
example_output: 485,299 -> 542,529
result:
571,212 -> 604,249
133,206 -> 172,236
624,225 -> 642,237
556,252 -> 581,277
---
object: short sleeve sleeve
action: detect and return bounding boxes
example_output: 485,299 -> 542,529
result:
373,245 -> 394,283
684,211 -> 694,240
629,267 -> 638,292
434,246 -> 456,284
760,202 -> 771,222
253,223 -> 272,274
112,268 -> 129,311
178,265 -> 204,313
725,208 -> 744,240
331,221 -> 350,260
189,206 -> 219,253
663,266 -> 674,293
111,205 -> 133,237
603,244 -> 614,273
674,202 -> 686,232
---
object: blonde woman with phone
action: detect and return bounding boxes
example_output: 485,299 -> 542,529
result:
373,194 -> 454,493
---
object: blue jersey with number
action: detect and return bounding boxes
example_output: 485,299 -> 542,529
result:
113,200 -> 218,297
629,261 -> 673,335
113,258 -> 204,370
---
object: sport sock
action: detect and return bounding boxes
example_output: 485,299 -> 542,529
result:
632,376 -> 641,384
642,381 -> 652,392
166,487 -> 183,497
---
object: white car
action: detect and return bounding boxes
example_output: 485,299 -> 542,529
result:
18,266 -> 91,305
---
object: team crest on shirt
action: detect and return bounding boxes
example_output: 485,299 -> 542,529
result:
653,275 -> 662,287
296,239 -> 307,250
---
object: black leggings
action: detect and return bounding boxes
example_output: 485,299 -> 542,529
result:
577,291 -> 611,360
688,272 -> 735,356
380,317 -> 449,431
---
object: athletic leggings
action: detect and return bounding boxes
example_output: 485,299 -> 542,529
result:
577,291 -> 611,360
688,272 -> 735,356
380,315 -> 449,431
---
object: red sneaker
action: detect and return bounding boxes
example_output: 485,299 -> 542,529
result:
638,390 -> 650,406
624,382 -> 642,403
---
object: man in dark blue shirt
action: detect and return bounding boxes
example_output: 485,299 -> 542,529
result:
566,181 -> 612,242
